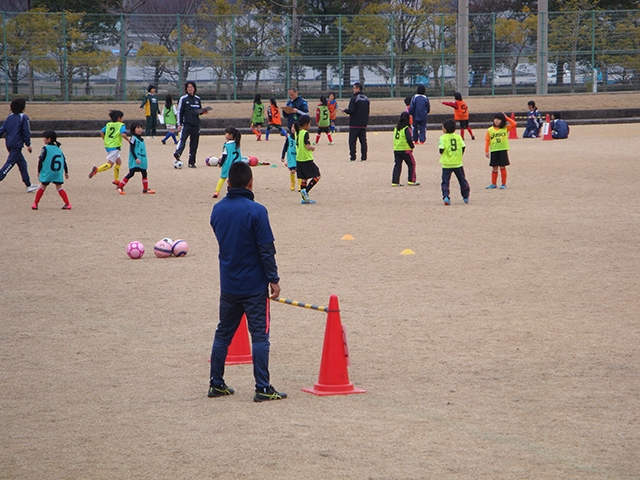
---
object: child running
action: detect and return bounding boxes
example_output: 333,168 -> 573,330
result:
213,127 -> 243,199
523,100 -> 542,138
280,121 -> 298,191
391,112 -> 419,187
441,92 -> 474,140
89,110 -> 129,186
116,121 -> 155,195
0,98 -> 39,192
266,98 -> 287,140
296,115 -> 321,204
251,94 -> 265,141
161,94 -> 178,145
315,95 -> 334,145
327,92 -> 338,134
485,112 -> 516,189
31,130 -> 72,210
439,119 -> 469,205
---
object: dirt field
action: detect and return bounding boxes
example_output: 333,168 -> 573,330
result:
1,121 -> 639,479
22,91 -> 640,121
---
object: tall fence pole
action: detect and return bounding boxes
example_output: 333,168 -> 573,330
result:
177,14 -> 182,89
491,12 -> 496,96
440,13 -> 445,97
2,13 -> 8,102
456,0 -> 469,96
232,15 -> 237,100
62,13 -> 69,102
286,15 -> 290,92
389,15 -> 395,98
338,15 -> 343,99
537,0 -> 549,95
120,13 -> 127,101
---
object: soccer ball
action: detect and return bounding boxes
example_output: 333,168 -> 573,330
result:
172,239 -> 189,257
248,156 -> 259,166
126,241 -> 145,259
241,156 -> 249,163
174,159 -> 183,169
205,156 -> 219,167
154,240 -> 173,258
161,237 -> 173,245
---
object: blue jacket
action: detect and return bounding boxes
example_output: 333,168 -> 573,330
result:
283,96 -> 309,128
409,94 -> 431,122
210,188 -> 279,295
0,113 -> 31,149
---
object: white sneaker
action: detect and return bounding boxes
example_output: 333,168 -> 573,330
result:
27,184 -> 39,193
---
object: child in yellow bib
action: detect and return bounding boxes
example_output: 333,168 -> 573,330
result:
296,115 -> 321,204
439,119 -> 469,205
485,112 -> 516,189
89,110 -> 130,185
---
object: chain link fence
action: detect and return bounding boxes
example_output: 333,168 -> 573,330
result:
1,10 -> 639,102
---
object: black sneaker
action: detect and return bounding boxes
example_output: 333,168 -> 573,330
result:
254,385 -> 287,402
173,152 -> 181,161
188,163 -> 197,168
208,383 -> 234,398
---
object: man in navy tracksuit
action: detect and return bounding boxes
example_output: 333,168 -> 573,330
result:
174,81 -> 208,168
209,161 -> 286,402
409,84 -> 431,144
0,98 -> 38,192
342,82 -> 370,161
282,87 -> 309,130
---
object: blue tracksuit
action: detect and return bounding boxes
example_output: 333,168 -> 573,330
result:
209,188 -> 279,389
409,94 -> 431,143
0,112 -> 33,186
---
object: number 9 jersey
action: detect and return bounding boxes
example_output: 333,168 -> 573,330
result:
438,132 -> 465,168
38,144 -> 67,184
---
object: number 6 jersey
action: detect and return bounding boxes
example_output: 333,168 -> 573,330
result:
38,144 -> 67,183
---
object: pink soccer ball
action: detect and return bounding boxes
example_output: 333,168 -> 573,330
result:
172,239 -> 189,257
154,240 -> 173,258
127,241 -> 145,259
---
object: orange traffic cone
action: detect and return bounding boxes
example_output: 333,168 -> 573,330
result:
541,113 -> 553,141
508,113 -> 518,139
302,295 -> 366,396
225,314 -> 252,365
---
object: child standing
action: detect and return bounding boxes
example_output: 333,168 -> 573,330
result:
523,100 -> 542,138
439,119 -> 469,205
213,127 -> 243,199
266,98 -> 287,140
441,92 -> 475,140
296,115 -> 321,204
116,122 -> 155,195
251,94 -> 265,141
161,94 -> 178,145
408,84 -> 430,144
391,112 -> 419,187
327,92 -> 338,134
89,110 -> 129,186
139,84 -> 159,137
31,130 -> 71,210
280,122 -> 298,191
0,98 -> 38,192
315,95 -> 334,145
485,112 -> 516,189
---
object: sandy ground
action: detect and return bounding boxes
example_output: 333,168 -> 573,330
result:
22,91 -> 640,122
1,123 -> 639,479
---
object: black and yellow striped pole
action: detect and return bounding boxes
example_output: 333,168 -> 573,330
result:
272,297 -> 329,313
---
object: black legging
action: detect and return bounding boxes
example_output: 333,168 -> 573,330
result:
125,167 -> 147,180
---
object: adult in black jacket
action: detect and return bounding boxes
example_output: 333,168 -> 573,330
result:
174,81 -> 209,168
342,82 -> 370,161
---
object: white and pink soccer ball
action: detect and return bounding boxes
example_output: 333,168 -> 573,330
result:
153,240 -> 173,258
126,241 -> 145,259
172,239 -> 189,257
205,156 -> 219,167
